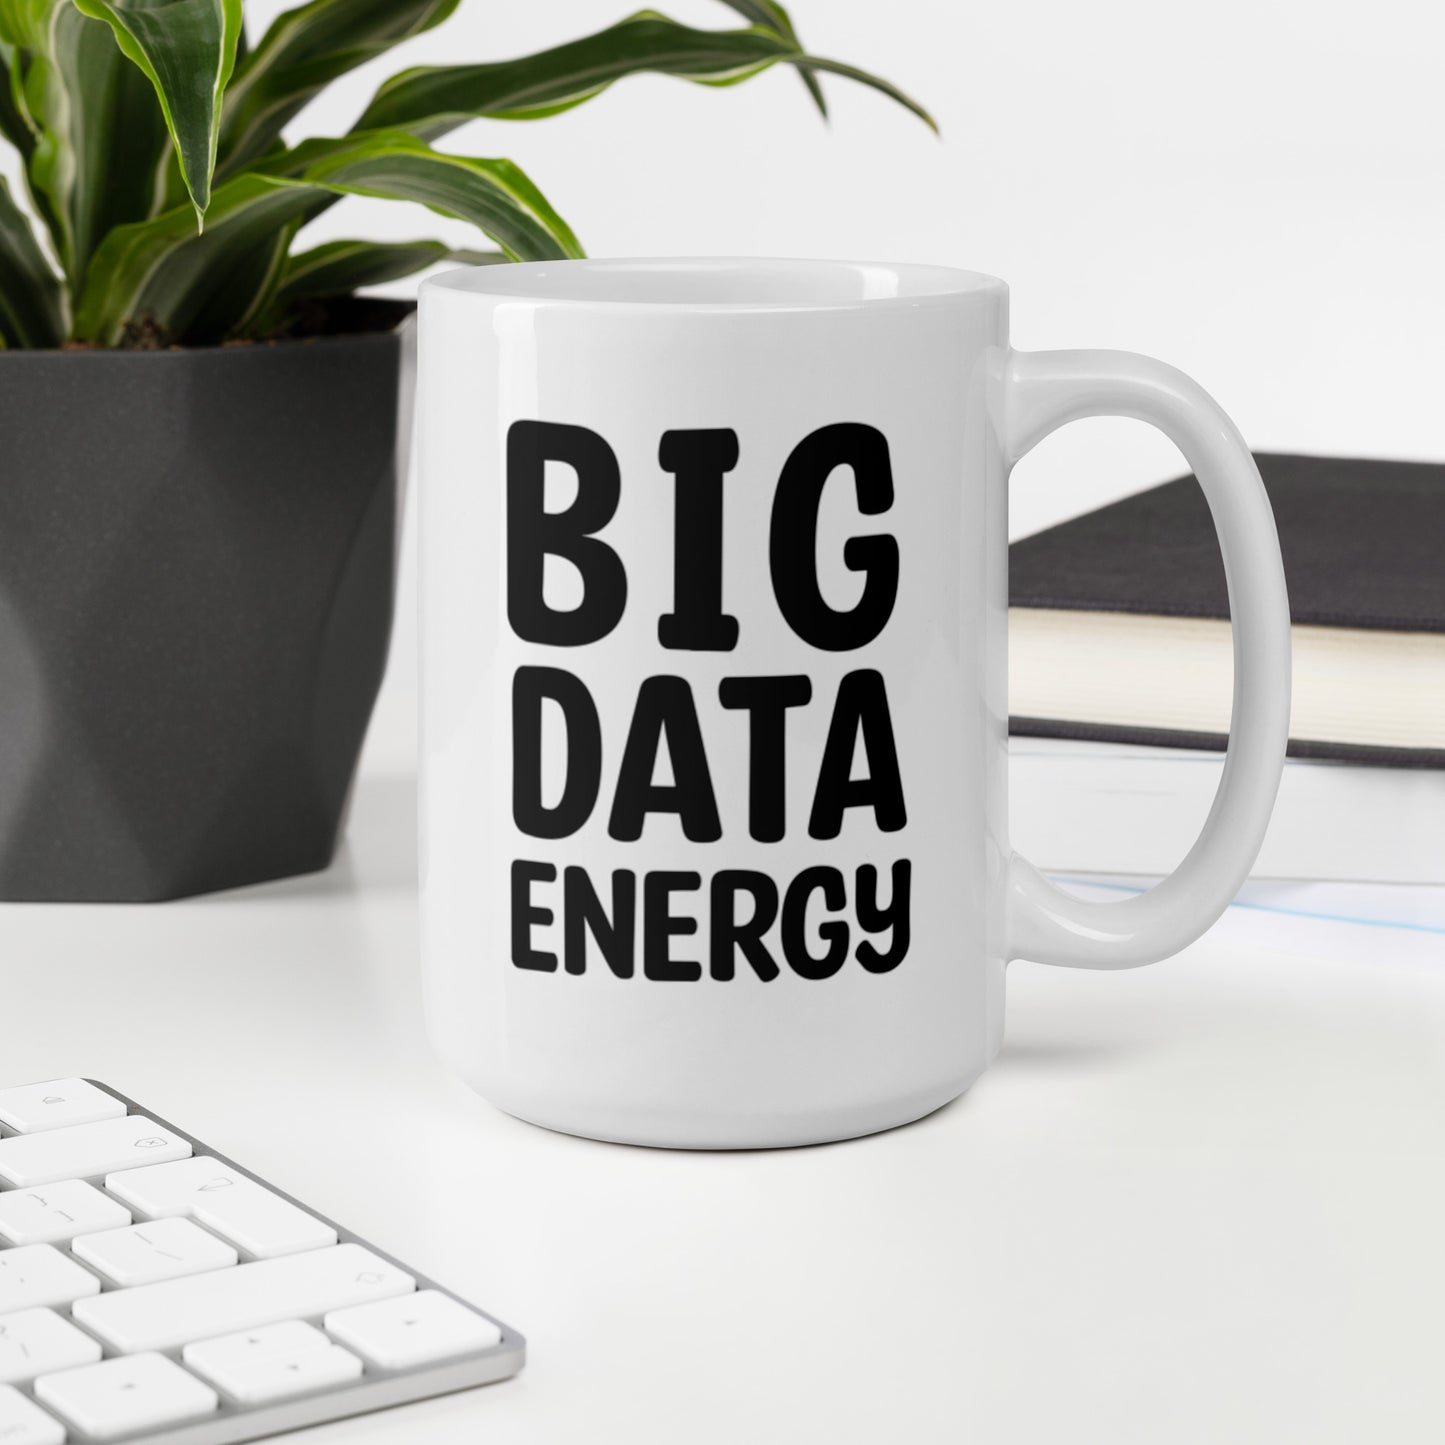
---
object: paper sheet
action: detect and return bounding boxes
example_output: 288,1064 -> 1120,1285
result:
1047,877 -> 1445,966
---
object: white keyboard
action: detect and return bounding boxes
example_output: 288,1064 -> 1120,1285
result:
0,1080 -> 523,1443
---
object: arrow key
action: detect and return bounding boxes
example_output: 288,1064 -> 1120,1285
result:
326,1291 -> 502,1370
183,1320 -> 330,1374
184,1323 -> 362,1405
35,1353 -> 217,1440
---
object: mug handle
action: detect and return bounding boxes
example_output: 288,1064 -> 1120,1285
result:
1003,349 -> 1292,968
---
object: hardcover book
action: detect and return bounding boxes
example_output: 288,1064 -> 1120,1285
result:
1008,453 -> 1445,767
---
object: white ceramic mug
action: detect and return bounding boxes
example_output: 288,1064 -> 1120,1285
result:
417,259 -> 1291,1149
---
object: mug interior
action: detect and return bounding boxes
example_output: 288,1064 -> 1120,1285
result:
424,257 -> 1005,310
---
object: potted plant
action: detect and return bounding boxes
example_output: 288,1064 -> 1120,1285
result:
0,0 -> 930,902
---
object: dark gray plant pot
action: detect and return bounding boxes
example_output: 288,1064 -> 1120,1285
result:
0,300 -> 412,901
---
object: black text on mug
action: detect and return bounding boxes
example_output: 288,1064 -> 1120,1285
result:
505,419 -> 912,984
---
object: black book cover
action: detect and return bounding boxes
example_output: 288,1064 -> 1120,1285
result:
1008,453 -> 1445,767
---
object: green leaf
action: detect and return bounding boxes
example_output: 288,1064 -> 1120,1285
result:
244,234 -> 497,338
0,45 -> 37,159
0,1 -> 52,48
0,173 -> 63,346
275,237 -> 499,306
275,132 -> 583,256
69,174 -> 290,344
352,10 -> 934,139
712,0 -> 825,116
791,55 -> 936,133
20,3 -> 173,292
74,131 -> 582,345
72,0 -> 244,225
354,13 -> 795,135
218,0 -> 459,178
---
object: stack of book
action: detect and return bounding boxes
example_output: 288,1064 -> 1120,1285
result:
1008,454 -> 1444,883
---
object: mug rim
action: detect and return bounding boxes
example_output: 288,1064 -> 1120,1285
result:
421,257 -> 1008,313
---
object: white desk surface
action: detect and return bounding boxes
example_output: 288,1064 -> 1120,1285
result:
2,708 -> 1443,1445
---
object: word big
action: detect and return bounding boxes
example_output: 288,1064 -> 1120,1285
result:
507,419 -> 898,653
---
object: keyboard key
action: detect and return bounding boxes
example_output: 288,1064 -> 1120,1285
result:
0,1247 -> 101,1313
0,1116 -> 189,1189
0,1308 -> 102,1385
188,1336 -> 362,1404
35,1353 -> 217,1441
0,1078 -> 524,1441
106,1157 -> 336,1259
326,1290 -> 503,1369
183,1320 -> 331,1372
72,1218 -> 238,1287
0,1080 -> 125,1136
0,1385 -> 64,1445
74,1244 -> 414,1353
0,1180 -> 131,1246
